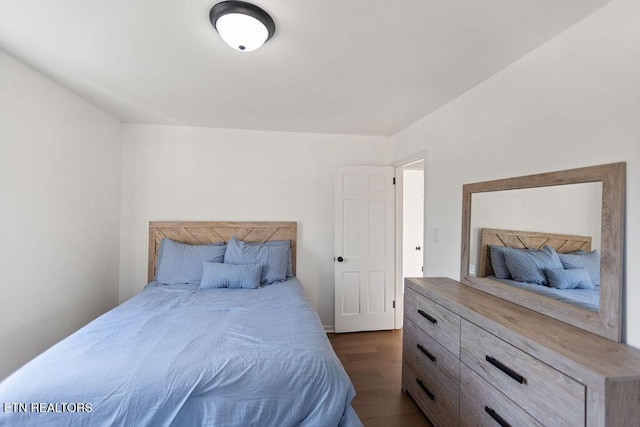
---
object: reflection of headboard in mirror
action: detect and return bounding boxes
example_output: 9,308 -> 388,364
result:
461,162 -> 625,342
478,228 -> 591,277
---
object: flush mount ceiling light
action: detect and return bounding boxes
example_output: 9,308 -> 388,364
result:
209,1 -> 275,52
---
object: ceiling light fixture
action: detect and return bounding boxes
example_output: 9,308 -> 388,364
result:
209,1 -> 275,52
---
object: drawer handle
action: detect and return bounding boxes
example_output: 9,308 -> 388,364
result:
416,378 -> 435,401
486,356 -> 525,384
417,309 -> 437,324
416,344 -> 436,362
485,406 -> 512,427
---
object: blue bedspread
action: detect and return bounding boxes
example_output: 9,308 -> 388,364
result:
490,276 -> 600,312
0,279 -> 361,426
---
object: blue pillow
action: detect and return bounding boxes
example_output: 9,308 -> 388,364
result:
155,238 -> 227,285
503,246 -> 563,286
489,246 -> 511,279
545,268 -> 595,290
224,237 -> 289,285
244,240 -> 293,278
489,246 -> 534,279
558,250 -> 600,286
199,262 -> 262,289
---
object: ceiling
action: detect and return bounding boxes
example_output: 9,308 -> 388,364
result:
0,0 -> 608,136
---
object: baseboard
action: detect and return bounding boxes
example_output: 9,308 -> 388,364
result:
323,324 -> 335,333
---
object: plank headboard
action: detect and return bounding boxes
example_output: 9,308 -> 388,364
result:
148,221 -> 297,282
478,228 -> 591,278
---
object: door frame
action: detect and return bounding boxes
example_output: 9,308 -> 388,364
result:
393,150 -> 427,329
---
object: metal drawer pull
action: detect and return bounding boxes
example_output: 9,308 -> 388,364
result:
416,344 -> 436,362
485,406 -> 511,427
417,309 -> 437,324
485,356 -> 525,384
416,378 -> 435,401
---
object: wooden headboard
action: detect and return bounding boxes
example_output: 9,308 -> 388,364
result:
148,221 -> 297,282
478,228 -> 591,278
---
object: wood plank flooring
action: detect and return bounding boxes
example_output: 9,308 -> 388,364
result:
328,330 -> 433,427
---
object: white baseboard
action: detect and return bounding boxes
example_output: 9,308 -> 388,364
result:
323,324 -> 335,333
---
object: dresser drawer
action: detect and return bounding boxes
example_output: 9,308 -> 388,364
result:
403,318 -> 460,423
403,349 -> 459,427
405,288 -> 461,356
461,321 -> 585,426
461,363 -> 542,427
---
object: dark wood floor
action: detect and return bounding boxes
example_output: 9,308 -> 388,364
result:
328,330 -> 433,427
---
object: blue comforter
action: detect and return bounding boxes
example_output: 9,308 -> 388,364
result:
490,275 -> 600,312
0,279 -> 361,426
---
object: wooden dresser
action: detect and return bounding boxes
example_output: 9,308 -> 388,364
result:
402,277 -> 640,427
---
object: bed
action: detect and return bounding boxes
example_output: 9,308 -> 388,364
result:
0,221 -> 361,426
478,228 -> 600,312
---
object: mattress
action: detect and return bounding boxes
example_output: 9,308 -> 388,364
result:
490,275 -> 600,312
0,278 -> 361,426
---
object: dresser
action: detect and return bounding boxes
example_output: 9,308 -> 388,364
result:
402,277 -> 640,427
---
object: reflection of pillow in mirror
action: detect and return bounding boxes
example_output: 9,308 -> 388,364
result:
545,268 -> 595,290
504,246 -> 563,286
559,250 -> 600,286
489,246 -> 534,279
489,246 -> 512,279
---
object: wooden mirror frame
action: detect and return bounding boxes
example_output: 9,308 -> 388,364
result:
460,162 -> 626,342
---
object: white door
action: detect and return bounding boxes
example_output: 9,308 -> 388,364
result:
335,165 -> 395,333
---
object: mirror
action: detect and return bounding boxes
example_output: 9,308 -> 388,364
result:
460,163 -> 625,342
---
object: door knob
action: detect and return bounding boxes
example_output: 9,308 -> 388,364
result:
415,246 -> 421,251
336,256 -> 344,262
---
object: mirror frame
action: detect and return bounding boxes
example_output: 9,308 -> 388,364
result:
460,162 -> 625,342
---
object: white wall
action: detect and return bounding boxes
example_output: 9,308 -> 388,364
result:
120,124 -> 391,328
0,50 -> 122,379
392,0 -> 640,347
